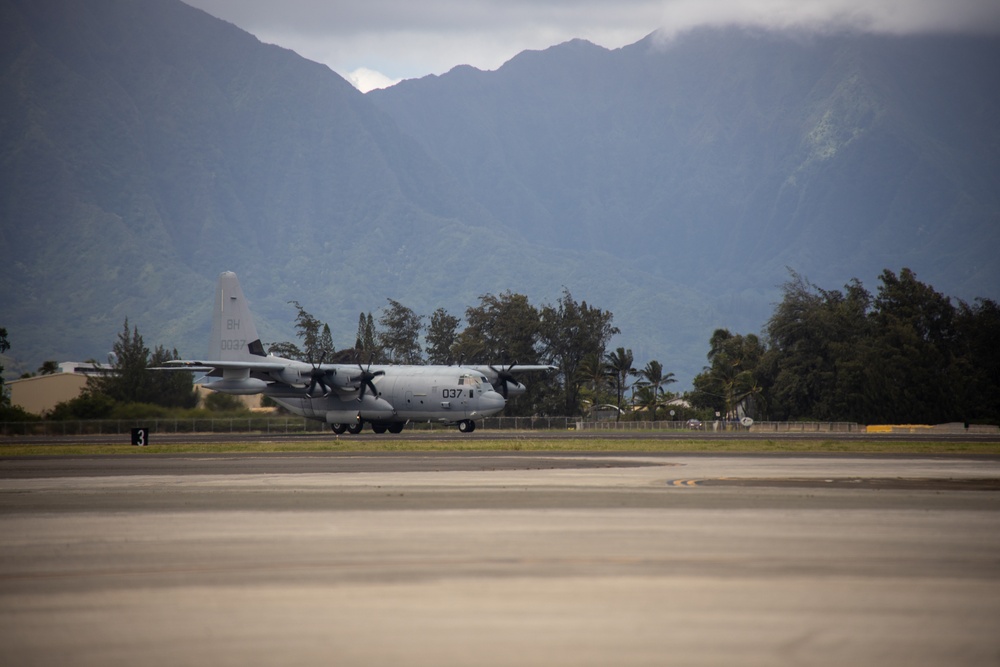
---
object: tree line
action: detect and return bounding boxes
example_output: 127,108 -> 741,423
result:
691,269 -> 1000,425
1,319 -> 203,421
270,289 -> 633,417
3,267 -> 998,424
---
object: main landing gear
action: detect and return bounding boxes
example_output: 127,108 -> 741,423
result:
330,419 -> 478,434
329,420 -> 404,435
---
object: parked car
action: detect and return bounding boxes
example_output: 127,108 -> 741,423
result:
685,418 -> 703,430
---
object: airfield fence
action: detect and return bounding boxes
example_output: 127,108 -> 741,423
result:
0,417 -> 584,437
575,420 -> 854,432
0,418 -> 329,437
1,417 -> 870,437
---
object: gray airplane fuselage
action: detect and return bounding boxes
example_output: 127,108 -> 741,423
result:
266,365 -> 506,427
169,272 -> 553,434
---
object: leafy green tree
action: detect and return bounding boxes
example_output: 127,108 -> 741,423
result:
767,268 -> 962,423
452,292 -> 546,415
38,360 -> 59,375
0,327 -> 22,418
425,308 -> 460,364
87,320 -> 197,409
354,312 -> 379,360
318,324 -> 335,360
454,292 -> 541,364
692,329 -> 767,422
269,302 -> 336,363
89,319 -> 152,404
148,345 -> 199,409
267,340 -> 304,360
951,298 -> 1000,423
765,271 -> 870,421
866,268 -> 956,423
539,289 -> 619,415
288,301 -> 335,362
761,267 -> 1000,424
378,299 -> 423,364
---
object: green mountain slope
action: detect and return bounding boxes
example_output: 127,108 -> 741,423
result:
0,0 -> 721,386
371,28 -> 1000,304
2,0 -> 997,390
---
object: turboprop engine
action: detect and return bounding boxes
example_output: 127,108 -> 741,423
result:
325,393 -> 395,423
205,378 -> 268,395
206,367 -> 268,394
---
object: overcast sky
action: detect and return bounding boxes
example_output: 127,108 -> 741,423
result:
183,0 -> 1000,92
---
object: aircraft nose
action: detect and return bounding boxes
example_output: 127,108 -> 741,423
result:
480,390 -> 506,414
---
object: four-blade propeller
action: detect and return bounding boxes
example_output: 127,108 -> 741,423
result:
489,362 -> 518,399
304,357 -> 521,400
306,355 -> 333,396
350,357 -> 385,400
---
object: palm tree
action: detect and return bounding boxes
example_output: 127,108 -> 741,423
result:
576,352 -> 609,410
639,360 -> 675,394
633,385 -> 663,420
604,347 -> 636,419
636,360 -> 676,420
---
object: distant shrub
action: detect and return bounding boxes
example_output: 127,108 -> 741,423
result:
48,392 -> 117,420
110,402 -> 170,420
203,391 -> 249,412
0,403 -> 40,422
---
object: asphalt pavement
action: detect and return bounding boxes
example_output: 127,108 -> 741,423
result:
2,452 -> 999,666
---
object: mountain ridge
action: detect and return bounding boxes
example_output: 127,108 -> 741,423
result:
371,27 -> 1000,297
2,0 -> 997,390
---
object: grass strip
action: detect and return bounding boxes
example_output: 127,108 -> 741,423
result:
2,438 -> 999,457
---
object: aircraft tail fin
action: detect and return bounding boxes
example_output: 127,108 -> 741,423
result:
208,271 -> 267,361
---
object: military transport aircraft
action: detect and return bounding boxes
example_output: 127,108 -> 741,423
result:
168,272 -> 555,434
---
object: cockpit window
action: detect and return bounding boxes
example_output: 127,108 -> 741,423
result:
458,374 -> 493,390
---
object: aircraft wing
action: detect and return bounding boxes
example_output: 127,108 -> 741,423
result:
467,364 -> 558,398
164,359 -> 294,373
466,364 -> 558,375
163,358 -> 371,397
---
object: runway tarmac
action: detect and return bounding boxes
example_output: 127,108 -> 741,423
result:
2,452 -> 999,666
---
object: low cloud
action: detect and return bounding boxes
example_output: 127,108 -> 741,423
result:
346,67 -> 400,93
184,0 -> 1000,89
651,0 -> 1000,37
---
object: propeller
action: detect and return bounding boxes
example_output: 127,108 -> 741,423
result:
350,356 -> 385,400
489,362 -> 518,399
306,355 -> 333,396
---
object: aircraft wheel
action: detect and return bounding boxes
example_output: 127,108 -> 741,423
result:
371,423 -> 388,434
387,422 -> 405,434
347,421 -> 364,435
330,423 -> 347,434
458,420 -> 476,433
